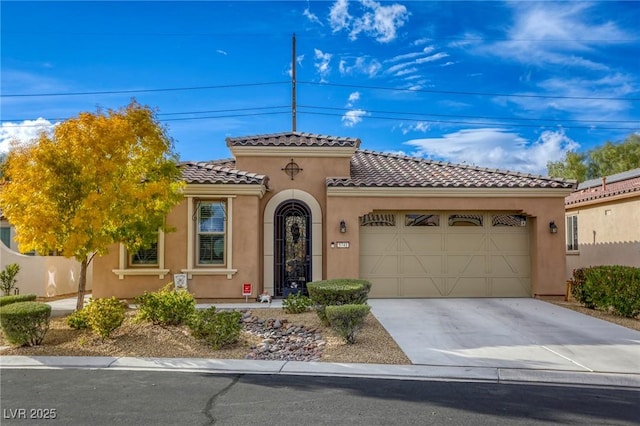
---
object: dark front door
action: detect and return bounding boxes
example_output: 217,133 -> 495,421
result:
274,200 -> 312,297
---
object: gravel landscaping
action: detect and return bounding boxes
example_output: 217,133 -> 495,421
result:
0,307 -> 412,364
1,299 -> 637,363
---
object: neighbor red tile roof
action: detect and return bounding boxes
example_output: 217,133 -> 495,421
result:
565,168 -> 640,206
180,162 -> 268,186
226,131 -> 360,148
326,150 -> 576,189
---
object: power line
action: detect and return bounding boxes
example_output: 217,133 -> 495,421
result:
297,110 -> 639,131
4,79 -> 636,102
0,81 -> 289,98
3,103 -> 639,130
298,105 -> 640,124
298,81 -> 640,102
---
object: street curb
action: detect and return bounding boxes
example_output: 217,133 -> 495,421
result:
2,356 -> 639,389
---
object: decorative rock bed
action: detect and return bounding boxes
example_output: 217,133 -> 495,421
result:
240,311 -> 326,361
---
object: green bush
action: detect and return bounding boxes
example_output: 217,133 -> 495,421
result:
0,293 -> 37,307
188,307 -> 242,349
571,266 -> 640,318
134,283 -> 196,326
325,304 -> 371,344
307,279 -> 372,325
0,301 -> 51,346
83,297 -> 126,339
282,292 -> 313,314
67,309 -> 89,330
0,263 -> 20,296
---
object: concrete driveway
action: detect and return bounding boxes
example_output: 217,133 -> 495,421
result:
369,298 -> 640,374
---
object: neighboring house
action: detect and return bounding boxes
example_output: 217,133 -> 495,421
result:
0,213 -> 92,297
92,132 -> 575,300
565,168 -> 640,279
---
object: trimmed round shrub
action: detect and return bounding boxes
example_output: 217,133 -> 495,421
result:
0,301 -> 51,346
83,297 -> 126,340
307,279 -> 372,325
0,293 -> 37,307
325,304 -> 371,344
134,283 -> 196,326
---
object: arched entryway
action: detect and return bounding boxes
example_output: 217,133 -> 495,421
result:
274,200 -> 311,296
263,189 -> 322,297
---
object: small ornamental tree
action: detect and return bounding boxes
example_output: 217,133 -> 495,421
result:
0,100 -> 184,310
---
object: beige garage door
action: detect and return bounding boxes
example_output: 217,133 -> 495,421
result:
360,212 -> 531,298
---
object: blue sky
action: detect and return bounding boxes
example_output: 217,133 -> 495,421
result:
1,1 -> 639,175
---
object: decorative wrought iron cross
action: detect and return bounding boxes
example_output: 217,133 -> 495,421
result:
282,158 -> 302,180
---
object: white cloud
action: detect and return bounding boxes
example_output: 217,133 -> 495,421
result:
0,118 -> 56,153
329,0 -> 410,43
346,91 -> 361,107
314,49 -> 332,82
216,49 -> 227,56
338,56 -> 381,77
389,46 -> 435,62
399,121 -> 430,135
342,109 -> 368,127
286,54 -> 305,77
483,3 -> 631,70
303,6 -> 323,25
329,0 -> 351,32
412,37 -> 430,46
405,128 -> 579,175
394,67 -> 418,77
415,52 -> 449,64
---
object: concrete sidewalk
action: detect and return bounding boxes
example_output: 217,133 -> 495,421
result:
1,297 -> 639,389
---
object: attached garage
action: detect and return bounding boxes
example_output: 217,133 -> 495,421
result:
360,211 -> 531,298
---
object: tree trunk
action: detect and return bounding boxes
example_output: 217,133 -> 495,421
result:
76,258 -> 88,311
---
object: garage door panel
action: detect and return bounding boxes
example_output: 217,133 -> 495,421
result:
361,255 -> 399,275
448,277 -> 488,297
403,255 -> 443,274
360,211 -> 531,298
491,255 -> 530,275
403,234 -> 443,251
368,277 -> 400,298
360,233 -> 398,254
447,234 -> 485,251
447,255 -> 486,276
402,277 -> 446,297
491,278 -> 530,297
489,234 -> 529,251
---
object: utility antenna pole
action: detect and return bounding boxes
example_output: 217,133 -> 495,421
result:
291,33 -> 297,132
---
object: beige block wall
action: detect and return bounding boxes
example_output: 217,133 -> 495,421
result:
566,197 -> 640,278
325,195 -> 568,297
0,241 -> 92,297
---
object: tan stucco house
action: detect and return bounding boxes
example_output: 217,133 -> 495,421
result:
565,168 -> 640,279
92,132 -> 576,300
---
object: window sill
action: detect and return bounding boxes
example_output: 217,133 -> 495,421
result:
181,268 -> 238,279
112,269 -> 170,280
566,251 -> 580,256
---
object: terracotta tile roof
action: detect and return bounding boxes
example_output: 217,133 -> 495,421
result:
326,150 -> 576,189
565,168 -> 640,206
180,161 -> 267,186
226,131 -> 360,148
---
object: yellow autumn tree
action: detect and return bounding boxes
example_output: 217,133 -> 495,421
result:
0,100 -> 184,310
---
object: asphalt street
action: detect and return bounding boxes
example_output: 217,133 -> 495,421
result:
2,369 -> 639,425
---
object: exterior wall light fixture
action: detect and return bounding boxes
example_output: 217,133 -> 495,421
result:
340,220 -> 347,233
549,221 -> 558,234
